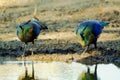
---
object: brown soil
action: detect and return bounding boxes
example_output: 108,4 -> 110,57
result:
0,0 -> 120,63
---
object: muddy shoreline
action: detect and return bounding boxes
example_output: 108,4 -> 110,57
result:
0,38 -> 120,63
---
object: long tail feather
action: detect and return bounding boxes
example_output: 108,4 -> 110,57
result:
33,5 -> 39,20
33,5 -> 37,18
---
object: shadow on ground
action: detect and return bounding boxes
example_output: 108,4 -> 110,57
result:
0,35 -> 120,63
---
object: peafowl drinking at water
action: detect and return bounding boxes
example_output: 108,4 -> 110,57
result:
76,20 -> 109,54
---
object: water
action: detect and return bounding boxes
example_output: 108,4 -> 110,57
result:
0,61 -> 120,80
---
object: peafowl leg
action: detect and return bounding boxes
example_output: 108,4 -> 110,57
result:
22,43 -> 26,58
31,60 -> 35,79
94,42 -> 97,49
31,41 -> 34,55
82,46 -> 89,54
94,64 -> 98,80
94,42 -> 98,52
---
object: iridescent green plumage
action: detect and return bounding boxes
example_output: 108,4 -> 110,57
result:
17,19 -> 47,44
17,6 -> 48,57
76,20 -> 109,53
17,23 -> 34,44
17,19 -> 47,56
76,25 -> 95,47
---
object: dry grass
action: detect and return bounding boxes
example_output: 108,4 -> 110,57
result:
0,0 -> 34,7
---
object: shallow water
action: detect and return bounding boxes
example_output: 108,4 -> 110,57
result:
0,61 -> 120,80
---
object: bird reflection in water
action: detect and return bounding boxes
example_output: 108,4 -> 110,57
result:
78,64 -> 98,80
18,60 -> 38,80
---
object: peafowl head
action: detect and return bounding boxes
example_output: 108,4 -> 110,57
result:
99,21 -> 109,28
40,23 -> 48,30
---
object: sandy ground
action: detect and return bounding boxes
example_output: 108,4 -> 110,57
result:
0,0 -> 120,63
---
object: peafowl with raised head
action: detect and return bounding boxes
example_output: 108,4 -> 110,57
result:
16,7 -> 48,57
76,20 -> 109,54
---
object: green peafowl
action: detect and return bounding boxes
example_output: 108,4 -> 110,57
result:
76,20 -> 109,54
16,7 -> 48,57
